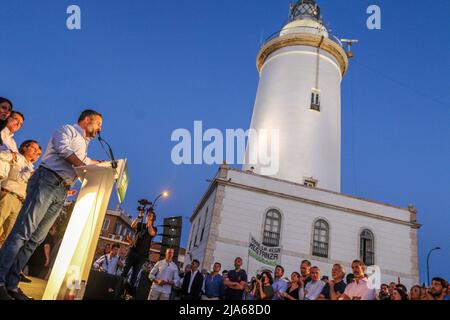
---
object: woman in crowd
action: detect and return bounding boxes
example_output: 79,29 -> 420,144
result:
280,272 -> 301,300
252,271 -> 274,300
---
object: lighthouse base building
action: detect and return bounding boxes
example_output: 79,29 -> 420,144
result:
186,165 -> 420,289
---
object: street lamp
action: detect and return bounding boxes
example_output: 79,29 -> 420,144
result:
151,191 -> 169,209
427,246 -> 441,286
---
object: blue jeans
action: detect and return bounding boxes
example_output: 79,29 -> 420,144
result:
0,168 -> 67,290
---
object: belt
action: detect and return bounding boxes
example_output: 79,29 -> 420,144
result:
1,188 -> 25,203
38,166 -> 71,190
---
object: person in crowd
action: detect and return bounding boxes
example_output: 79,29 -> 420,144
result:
446,283 -> 450,301
299,259 -> 312,286
0,140 -> 41,245
346,273 -> 354,285
252,271 -> 274,300
0,109 -> 103,300
390,287 -> 409,300
121,207 -> 157,297
300,266 -> 324,300
318,263 -> 347,300
0,111 -> 24,153
272,265 -> 289,300
388,281 -> 397,297
224,257 -> 247,300
103,244 -> 111,256
26,225 -> 58,278
0,98 -> 13,145
148,248 -> 180,300
93,243 -> 123,275
280,272 -> 301,300
202,262 -> 225,300
341,260 -> 376,300
180,259 -> 204,300
423,277 -> 448,301
396,283 -> 408,295
408,285 -> 422,301
180,264 -> 191,279
378,283 -> 391,300
201,268 -> 208,279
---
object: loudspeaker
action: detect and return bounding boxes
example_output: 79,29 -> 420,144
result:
83,270 -> 125,300
160,216 -> 182,263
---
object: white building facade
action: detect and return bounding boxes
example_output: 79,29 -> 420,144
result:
186,0 -> 420,289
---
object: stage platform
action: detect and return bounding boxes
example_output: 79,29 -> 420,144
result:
21,277 -> 47,300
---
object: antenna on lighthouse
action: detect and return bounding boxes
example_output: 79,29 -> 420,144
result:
340,39 -> 359,58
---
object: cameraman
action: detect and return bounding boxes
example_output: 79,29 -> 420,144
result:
251,271 -> 274,300
121,208 -> 157,297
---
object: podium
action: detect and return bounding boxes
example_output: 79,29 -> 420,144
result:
42,159 -> 128,300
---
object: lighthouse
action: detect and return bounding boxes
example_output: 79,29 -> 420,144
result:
186,0 -> 420,291
244,0 -> 349,192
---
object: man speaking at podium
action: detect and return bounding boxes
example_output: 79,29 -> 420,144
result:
0,110 -> 103,300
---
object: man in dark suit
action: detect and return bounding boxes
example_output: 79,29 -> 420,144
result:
181,259 -> 204,300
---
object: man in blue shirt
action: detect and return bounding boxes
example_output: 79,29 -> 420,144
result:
0,110 -> 102,300
202,262 -> 225,300
272,265 -> 289,300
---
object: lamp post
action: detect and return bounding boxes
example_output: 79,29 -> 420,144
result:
426,246 -> 441,286
150,191 -> 169,210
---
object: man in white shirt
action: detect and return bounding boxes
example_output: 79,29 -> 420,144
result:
0,140 -> 41,245
148,248 -> 180,300
300,266 -> 325,300
0,111 -> 24,153
93,243 -> 123,275
341,260 -> 376,300
0,110 -> 102,301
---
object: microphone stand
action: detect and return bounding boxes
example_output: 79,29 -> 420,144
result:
97,133 -> 118,169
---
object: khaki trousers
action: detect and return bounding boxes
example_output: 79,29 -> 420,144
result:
0,192 -> 23,245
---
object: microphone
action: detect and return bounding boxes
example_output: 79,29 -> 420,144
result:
97,132 -> 118,169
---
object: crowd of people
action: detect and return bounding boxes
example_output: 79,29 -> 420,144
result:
0,96 -> 103,300
146,252 -> 449,301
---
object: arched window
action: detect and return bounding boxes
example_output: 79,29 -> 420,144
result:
262,209 -> 281,247
360,229 -> 375,266
312,219 -> 329,258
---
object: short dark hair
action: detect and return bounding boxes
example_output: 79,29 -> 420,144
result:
300,260 -> 311,267
0,97 -> 13,110
10,111 -> 24,121
111,243 -> 120,250
275,265 -> 284,273
432,277 -> 448,288
396,284 -> 407,293
19,140 -> 38,154
214,262 -> 221,267
192,259 -> 200,265
78,109 -> 102,123
352,259 -> 366,269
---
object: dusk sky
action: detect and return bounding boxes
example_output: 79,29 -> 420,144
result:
0,0 -> 448,282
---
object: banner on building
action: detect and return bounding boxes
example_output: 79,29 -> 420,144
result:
248,234 -> 281,267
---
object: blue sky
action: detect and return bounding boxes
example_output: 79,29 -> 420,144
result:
0,0 -> 448,282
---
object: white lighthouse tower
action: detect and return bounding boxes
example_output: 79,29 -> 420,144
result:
186,0 -> 420,290
244,0 -> 349,192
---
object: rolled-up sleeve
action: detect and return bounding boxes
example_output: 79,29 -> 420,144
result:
52,126 -> 76,159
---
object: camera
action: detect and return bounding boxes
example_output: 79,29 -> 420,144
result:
138,199 -> 152,206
